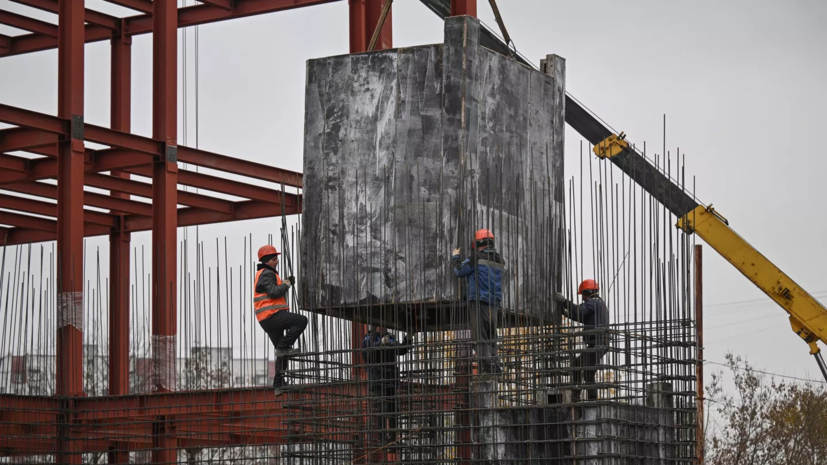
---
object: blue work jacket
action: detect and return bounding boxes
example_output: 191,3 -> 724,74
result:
452,247 -> 505,306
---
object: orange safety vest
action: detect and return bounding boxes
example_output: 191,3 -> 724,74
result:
253,269 -> 289,321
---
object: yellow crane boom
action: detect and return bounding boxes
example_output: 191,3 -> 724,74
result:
595,134 -> 827,381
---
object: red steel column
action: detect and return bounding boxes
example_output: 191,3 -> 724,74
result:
348,0 -> 392,53
56,0 -> 85,462
108,24 -> 131,465
152,0 -> 178,461
348,0 -> 393,377
695,245 -> 704,464
348,4 -> 391,461
450,0 -> 477,17
109,25 -> 131,397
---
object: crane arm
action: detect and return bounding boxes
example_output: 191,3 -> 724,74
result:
594,134 -> 827,381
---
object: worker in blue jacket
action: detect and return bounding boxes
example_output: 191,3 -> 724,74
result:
554,279 -> 609,401
451,228 -> 505,375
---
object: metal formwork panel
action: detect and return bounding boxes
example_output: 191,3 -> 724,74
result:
302,15 -> 565,324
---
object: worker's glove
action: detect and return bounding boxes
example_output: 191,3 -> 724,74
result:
452,248 -> 461,257
381,335 -> 392,346
553,292 -> 567,304
284,275 -> 295,286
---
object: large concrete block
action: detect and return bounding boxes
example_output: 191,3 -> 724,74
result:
301,16 -> 565,328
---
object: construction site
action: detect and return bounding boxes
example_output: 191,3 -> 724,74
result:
0,0 -> 824,464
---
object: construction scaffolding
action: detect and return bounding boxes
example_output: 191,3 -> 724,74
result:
0,1 -> 700,463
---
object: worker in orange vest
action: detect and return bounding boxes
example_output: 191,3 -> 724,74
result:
255,244 -> 307,395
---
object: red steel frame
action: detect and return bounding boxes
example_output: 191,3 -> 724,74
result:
0,0 -> 476,460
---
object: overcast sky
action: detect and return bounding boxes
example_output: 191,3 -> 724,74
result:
1,0 -> 827,386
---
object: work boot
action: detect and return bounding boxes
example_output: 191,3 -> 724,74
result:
275,347 -> 301,357
273,378 -> 288,397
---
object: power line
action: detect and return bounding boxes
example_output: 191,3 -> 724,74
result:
704,291 -> 827,310
704,313 -> 777,330
704,359 -> 827,385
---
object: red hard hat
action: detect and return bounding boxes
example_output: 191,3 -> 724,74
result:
257,244 -> 280,260
475,229 -> 494,242
472,229 -> 495,248
578,279 -> 599,295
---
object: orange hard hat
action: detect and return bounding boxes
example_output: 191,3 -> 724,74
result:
473,228 -> 495,248
475,229 -> 494,242
578,279 -> 599,295
257,244 -> 281,260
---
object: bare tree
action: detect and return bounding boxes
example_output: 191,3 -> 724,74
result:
705,353 -> 827,465
183,347 -> 232,390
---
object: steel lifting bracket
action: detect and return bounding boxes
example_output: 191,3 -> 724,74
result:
71,114 -> 84,140
593,132 -> 629,159
705,205 -> 729,226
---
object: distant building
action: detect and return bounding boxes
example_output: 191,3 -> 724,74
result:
0,346 -> 274,395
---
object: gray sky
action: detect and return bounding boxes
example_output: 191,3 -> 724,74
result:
1,0 -> 827,385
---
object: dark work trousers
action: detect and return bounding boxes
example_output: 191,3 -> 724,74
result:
469,301 -> 502,373
259,311 -> 308,383
369,378 -> 399,438
573,342 -> 607,400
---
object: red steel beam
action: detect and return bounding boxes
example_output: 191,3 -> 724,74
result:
2,0 -> 337,57
0,197 -> 296,245
0,153 -> 30,172
0,193 -> 116,227
85,172 -> 235,213
349,0 -> 392,53
0,149 -> 149,185
0,10 -> 58,37
450,0 -> 477,17
0,105 -> 301,187
0,151 -> 300,209
125,164 -> 299,205
0,33 -> 9,53
2,181 -> 153,217
124,199 -> 298,232
129,0 -> 339,32
91,148 -> 151,172
0,210 -> 109,236
0,104 -> 66,134
0,127 -> 58,152
0,226 -> 51,245
177,145 -> 302,188
198,0 -> 234,11
0,195 -> 297,246
0,210 -> 60,232
10,0 -> 120,30
0,384 -> 396,456
105,0 -> 153,14
2,24 -> 111,56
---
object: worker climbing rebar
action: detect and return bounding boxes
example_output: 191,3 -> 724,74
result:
554,280 -> 609,401
254,244 -> 307,396
451,229 -> 505,375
